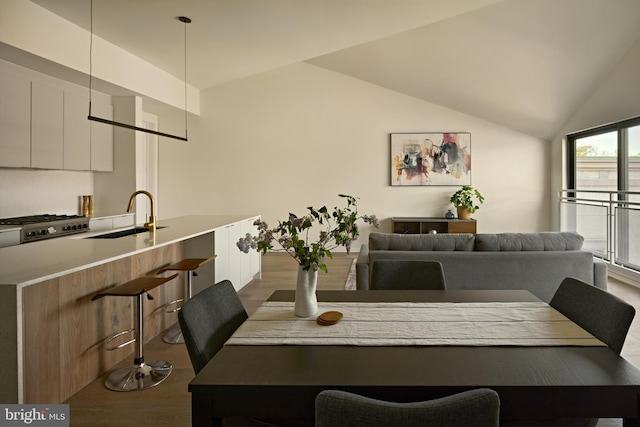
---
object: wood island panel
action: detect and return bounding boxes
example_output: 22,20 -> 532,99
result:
22,242 -> 184,403
0,286 -> 18,403
0,215 -> 259,404
22,277 -> 60,403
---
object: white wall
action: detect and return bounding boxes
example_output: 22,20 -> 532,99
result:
159,62 -> 550,251
0,169 -> 92,217
1,0 -> 552,238
550,38 -> 640,230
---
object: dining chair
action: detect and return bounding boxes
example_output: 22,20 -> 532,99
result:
178,279 -> 248,374
315,388 -> 500,427
550,277 -> 635,354
179,284 -> 312,426
370,260 -> 447,290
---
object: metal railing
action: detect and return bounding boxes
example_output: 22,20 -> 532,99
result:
559,189 -> 640,274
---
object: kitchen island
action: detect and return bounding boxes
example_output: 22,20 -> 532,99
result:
0,214 -> 260,404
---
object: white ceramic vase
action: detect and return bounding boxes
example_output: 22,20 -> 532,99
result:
295,265 -> 318,317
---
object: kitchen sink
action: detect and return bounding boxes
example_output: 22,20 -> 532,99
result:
87,226 -> 167,239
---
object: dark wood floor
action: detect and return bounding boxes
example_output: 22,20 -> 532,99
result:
64,252 -> 638,427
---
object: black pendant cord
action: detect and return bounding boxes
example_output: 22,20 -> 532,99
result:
88,0 -> 93,118
87,0 -> 189,142
181,16 -> 190,141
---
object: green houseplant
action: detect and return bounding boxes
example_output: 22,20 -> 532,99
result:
450,186 -> 484,220
237,194 -> 379,273
237,194 -> 379,317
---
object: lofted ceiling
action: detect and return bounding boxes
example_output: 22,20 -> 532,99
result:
30,0 -> 640,140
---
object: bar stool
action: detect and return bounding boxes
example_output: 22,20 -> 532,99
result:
91,273 -> 179,391
157,255 -> 217,344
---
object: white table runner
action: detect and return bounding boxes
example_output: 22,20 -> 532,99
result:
226,301 -> 606,347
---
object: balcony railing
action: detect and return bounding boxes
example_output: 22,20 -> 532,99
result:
559,190 -> 640,275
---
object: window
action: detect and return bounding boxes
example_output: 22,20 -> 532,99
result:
627,125 -> 640,202
565,116 -> 640,272
568,118 -> 640,196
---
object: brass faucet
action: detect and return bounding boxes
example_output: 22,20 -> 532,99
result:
126,190 -> 157,233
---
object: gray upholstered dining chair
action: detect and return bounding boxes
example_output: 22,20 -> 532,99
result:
370,260 -> 446,290
178,279 -> 248,374
179,284 -> 310,427
505,279 -> 635,427
315,388 -> 500,427
550,277 -> 635,354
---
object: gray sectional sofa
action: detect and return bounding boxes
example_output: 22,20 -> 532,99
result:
356,232 -> 607,302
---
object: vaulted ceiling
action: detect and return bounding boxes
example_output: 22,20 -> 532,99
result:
31,0 -> 640,139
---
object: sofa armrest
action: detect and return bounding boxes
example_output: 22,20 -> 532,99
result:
356,245 -> 370,290
593,258 -> 608,291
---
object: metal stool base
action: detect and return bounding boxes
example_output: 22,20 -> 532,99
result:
104,360 -> 173,392
163,325 -> 184,344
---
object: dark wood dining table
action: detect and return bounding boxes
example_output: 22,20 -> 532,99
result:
188,290 -> 640,426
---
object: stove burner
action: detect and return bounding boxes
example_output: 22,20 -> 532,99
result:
0,214 -> 90,243
0,214 -> 85,226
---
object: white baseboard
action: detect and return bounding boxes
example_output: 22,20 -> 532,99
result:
609,264 -> 640,288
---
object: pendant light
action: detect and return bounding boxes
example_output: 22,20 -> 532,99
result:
87,1 -> 191,142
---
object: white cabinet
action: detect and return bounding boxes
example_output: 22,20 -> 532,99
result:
240,218 -> 261,284
215,224 -> 243,289
89,218 -> 112,232
0,72 -> 31,167
214,225 -> 230,284
31,81 -> 64,169
63,91 -> 91,170
0,228 -> 20,248
227,223 -> 242,289
89,213 -> 135,231
112,214 -> 134,228
0,63 -> 112,171
214,218 -> 260,291
90,101 -> 114,172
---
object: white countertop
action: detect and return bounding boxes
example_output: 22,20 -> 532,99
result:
0,214 -> 258,287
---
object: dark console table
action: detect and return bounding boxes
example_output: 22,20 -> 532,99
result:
391,217 -> 476,234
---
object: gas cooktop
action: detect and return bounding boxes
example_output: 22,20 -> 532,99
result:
0,214 -> 85,225
0,214 -> 90,243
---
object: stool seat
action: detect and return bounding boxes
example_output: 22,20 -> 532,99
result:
158,255 -> 216,344
156,255 -> 217,274
92,274 -> 179,300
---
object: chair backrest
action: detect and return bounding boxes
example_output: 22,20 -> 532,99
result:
550,277 -> 635,354
178,280 -> 248,374
370,260 -> 446,290
315,388 -> 500,427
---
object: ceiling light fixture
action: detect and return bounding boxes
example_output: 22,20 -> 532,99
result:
87,1 -> 191,142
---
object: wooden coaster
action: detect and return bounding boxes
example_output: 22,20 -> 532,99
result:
316,311 -> 343,326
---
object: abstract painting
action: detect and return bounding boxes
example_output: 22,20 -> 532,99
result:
390,132 -> 471,186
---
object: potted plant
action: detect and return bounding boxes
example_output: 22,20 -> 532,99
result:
450,186 -> 484,220
237,194 -> 379,317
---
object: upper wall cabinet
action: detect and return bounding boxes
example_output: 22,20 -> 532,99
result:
0,72 -> 31,167
0,62 -> 113,172
63,91 -> 91,171
31,81 -> 64,169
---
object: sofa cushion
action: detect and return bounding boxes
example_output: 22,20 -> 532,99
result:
474,232 -> 584,251
368,232 -> 474,251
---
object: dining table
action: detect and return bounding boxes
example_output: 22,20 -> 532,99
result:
188,289 -> 640,426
